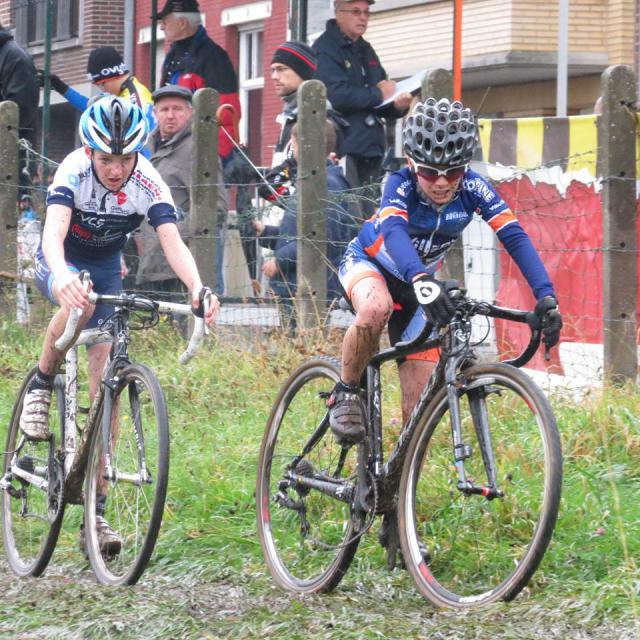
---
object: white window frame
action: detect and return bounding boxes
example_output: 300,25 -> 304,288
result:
14,0 -> 81,49
238,23 -> 264,146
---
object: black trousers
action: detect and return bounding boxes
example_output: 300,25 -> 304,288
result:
344,154 -> 383,219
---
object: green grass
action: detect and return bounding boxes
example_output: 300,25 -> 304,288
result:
0,315 -> 639,638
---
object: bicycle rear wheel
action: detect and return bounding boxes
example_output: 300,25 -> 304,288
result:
256,357 -> 363,593
398,363 -> 562,608
1,368 -> 65,577
84,363 -> 169,585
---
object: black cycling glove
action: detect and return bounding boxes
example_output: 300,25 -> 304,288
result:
257,158 -> 296,204
412,275 -> 457,327
534,296 -> 562,348
191,286 -> 213,318
36,69 -> 69,95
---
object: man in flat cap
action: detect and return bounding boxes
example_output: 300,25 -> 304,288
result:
136,84 -> 228,301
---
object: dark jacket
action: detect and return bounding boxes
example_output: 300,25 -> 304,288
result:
273,89 -> 348,160
0,28 -> 38,145
161,26 -> 241,160
136,119 -> 228,284
313,19 -> 389,159
260,163 -> 358,302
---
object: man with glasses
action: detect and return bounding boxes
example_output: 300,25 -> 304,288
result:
328,97 -> 562,446
313,0 -> 412,217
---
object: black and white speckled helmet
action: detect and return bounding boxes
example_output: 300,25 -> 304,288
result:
402,97 -> 477,166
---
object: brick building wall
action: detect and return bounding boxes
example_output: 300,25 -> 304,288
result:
0,0 -> 126,162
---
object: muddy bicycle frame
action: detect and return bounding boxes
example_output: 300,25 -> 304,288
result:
6,291 -> 208,506
284,297 -> 544,517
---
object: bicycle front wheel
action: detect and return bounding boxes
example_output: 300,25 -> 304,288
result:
398,363 -> 562,608
84,363 -> 169,585
1,369 -> 65,577
256,357 -> 362,593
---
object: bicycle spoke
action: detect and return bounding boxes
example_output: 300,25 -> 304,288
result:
84,364 -> 168,585
257,357 -> 362,593
2,369 -> 65,577
399,364 -> 562,607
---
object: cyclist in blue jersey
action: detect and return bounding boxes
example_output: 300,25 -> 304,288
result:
328,97 -> 562,445
21,96 -> 218,442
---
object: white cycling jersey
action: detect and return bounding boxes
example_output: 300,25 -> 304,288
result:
46,148 -> 177,259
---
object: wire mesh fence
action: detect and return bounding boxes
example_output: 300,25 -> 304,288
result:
0,97 -> 638,392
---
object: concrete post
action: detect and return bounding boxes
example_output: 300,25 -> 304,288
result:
600,65 -> 637,383
190,88 -> 219,289
421,68 -> 453,101
0,101 -> 19,274
296,80 -> 327,330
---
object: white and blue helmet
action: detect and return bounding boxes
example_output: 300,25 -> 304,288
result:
79,96 -> 148,155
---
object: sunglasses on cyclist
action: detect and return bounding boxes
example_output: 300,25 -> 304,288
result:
411,161 -> 467,182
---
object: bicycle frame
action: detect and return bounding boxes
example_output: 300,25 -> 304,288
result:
60,326 -> 111,503
368,300 -> 542,510
287,297 -> 543,514
7,291 -> 210,506
62,308 -> 143,502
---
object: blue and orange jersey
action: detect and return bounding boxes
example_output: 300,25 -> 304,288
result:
355,167 -> 554,300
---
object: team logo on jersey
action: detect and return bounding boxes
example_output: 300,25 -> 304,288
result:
397,179 -> 411,197
463,178 -> 494,203
71,223 -> 92,241
116,191 -> 127,206
68,174 -> 80,187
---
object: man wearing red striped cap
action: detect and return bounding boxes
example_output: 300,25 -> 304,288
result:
269,41 -> 319,165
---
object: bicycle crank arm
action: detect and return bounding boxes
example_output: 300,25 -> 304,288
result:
286,471 -> 354,504
7,466 -> 49,492
457,481 -> 504,500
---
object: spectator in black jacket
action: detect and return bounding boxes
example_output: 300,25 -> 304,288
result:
153,0 -> 242,294
259,40 -> 349,205
270,41 -> 318,165
313,0 -> 411,216
254,122 -> 356,330
0,22 -> 38,184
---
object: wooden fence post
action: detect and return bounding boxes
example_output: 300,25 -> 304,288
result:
600,64 -> 637,383
190,88 -> 219,289
0,101 -> 19,275
420,69 -> 465,285
296,79 -> 327,330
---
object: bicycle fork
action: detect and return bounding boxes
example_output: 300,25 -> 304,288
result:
99,377 -> 151,487
445,358 -> 503,500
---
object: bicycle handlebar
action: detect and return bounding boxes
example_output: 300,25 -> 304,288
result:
54,287 -> 213,364
392,294 -> 543,369
459,298 -> 542,368
54,271 -> 91,352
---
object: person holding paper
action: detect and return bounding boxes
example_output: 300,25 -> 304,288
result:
313,0 -> 412,216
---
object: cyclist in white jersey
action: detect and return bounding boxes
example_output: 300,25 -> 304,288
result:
23,95 -> 218,437
19,95 -> 219,554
